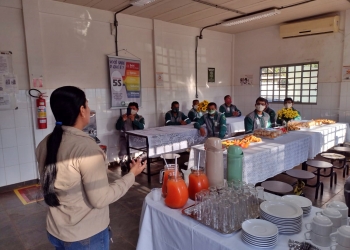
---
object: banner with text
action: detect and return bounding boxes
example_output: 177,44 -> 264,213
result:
108,56 -> 141,108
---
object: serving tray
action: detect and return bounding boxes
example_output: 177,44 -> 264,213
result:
182,204 -> 242,235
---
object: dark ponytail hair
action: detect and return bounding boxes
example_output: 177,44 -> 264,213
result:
42,86 -> 86,207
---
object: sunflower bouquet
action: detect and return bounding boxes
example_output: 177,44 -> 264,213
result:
197,100 -> 209,112
277,108 -> 299,122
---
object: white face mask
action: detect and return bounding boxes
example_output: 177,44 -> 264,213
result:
284,103 -> 293,109
131,109 -> 138,115
193,105 -> 198,109
255,105 -> 265,112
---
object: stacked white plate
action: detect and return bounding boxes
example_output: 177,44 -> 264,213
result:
260,200 -> 303,234
281,195 -> 312,216
241,219 -> 279,248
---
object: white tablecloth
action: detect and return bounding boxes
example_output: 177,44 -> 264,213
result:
188,132 -> 311,185
137,192 -> 326,250
127,124 -> 206,158
292,123 -> 350,158
226,117 -> 245,136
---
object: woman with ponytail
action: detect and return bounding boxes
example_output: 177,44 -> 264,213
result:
36,86 -> 146,250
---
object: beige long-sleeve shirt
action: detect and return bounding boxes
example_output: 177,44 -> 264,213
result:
36,126 -> 135,242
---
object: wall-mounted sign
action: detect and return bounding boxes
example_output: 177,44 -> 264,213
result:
108,56 -> 141,109
343,66 -> 350,81
240,75 -> 253,85
208,68 -> 215,83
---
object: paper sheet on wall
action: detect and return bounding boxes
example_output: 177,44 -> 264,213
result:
2,75 -> 18,94
343,66 -> 350,81
0,94 -> 11,109
0,52 -> 13,75
240,75 -> 253,85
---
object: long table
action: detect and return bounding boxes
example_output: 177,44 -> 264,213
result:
188,123 -> 350,185
292,123 -> 350,158
137,192 -> 327,250
188,132 -> 311,184
125,124 -> 206,182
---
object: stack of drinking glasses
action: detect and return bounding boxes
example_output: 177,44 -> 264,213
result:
183,180 -> 262,234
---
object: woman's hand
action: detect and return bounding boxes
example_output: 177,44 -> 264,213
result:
129,158 -> 147,176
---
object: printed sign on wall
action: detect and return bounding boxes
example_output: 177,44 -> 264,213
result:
208,68 -> 215,83
108,56 -> 141,109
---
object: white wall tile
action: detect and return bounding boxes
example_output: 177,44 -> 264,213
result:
0,149 -> 4,168
0,168 -> 5,186
0,132 -> 2,148
0,110 -> 15,129
14,108 -> 30,128
16,91 -> 29,109
3,147 -> 19,167
16,127 -> 34,146
1,128 -> 17,148
17,145 -> 35,164
20,162 -> 36,182
5,165 -> 20,185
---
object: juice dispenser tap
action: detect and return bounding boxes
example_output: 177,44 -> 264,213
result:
204,138 -> 224,187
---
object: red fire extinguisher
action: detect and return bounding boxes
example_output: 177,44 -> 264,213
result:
29,89 -> 47,129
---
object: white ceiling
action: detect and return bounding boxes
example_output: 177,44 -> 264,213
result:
54,0 -> 350,34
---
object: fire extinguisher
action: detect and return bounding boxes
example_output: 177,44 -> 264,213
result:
29,89 -> 47,129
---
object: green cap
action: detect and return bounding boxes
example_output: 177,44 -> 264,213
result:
227,145 -> 243,156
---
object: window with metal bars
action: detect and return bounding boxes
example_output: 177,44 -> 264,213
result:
260,62 -> 319,104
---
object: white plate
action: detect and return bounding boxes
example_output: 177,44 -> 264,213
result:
260,200 -> 303,219
242,219 -> 279,238
281,195 -> 312,208
242,232 -> 278,240
242,236 -> 277,249
242,233 -> 278,242
260,211 -> 302,222
242,236 -> 277,246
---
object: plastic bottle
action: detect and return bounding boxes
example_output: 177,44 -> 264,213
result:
227,145 -> 243,182
205,138 -> 224,187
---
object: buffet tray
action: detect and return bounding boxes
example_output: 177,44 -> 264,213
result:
182,204 -> 242,235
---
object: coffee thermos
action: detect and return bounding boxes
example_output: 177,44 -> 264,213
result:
205,138 -> 224,186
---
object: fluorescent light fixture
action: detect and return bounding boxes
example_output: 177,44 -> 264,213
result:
222,9 -> 281,26
130,0 -> 157,6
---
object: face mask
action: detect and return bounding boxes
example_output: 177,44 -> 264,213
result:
208,110 -> 216,115
131,110 -> 137,115
172,108 -> 179,113
193,105 -> 198,109
284,103 -> 293,108
255,105 -> 265,112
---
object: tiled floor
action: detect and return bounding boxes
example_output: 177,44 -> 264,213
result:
0,152 -> 348,250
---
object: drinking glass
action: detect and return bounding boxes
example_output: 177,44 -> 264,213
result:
211,199 -> 220,230
219,199 -> 231,233
202,196 -> 212,226
195,192 -> 205,220
256,186 -> 265,201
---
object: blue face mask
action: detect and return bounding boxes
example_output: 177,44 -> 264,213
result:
208,110 -> 216,115
172,108 -> 179,113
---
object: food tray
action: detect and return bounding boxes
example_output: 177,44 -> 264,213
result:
182,204 -> 242,235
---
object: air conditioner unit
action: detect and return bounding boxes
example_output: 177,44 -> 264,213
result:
280,16 -> 339,38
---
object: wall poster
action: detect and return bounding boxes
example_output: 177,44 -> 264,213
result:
342,66 -> 350,81
108,56 -> 141,109
208,68 -> 215,83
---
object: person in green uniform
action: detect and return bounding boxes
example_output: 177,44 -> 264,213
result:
188,100 -> 202,122
276,97 -> 302,125
194,102 -> 227,139
219,95 -> 241,117
165,101 -> 191,126
263,98 -> 276,127
116,102 -> 145,171
244,97 -> 271,133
